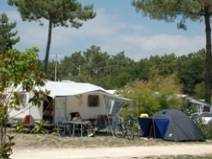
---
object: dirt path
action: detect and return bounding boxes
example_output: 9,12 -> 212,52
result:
12,144 -> 212,159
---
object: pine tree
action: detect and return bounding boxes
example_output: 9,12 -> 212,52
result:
8,0 -> 95,75
0,13 -> 19,53
132,0 -> 212,103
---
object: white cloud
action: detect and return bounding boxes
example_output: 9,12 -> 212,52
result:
5,8 -> 205,60
117,34 -> 204,59
90,33 -> 204,60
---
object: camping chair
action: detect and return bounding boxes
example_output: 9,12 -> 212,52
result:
57,121 -> 66,137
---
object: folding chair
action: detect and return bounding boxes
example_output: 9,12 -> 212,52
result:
57,121 -> 66,137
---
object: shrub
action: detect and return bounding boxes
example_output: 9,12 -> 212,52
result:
202,125 -> 212,139
194,119 -> 212,140
32,121 -> 46,134
0,136 -> 14,159
122,74 -> 182,116
15,120 -> 24,133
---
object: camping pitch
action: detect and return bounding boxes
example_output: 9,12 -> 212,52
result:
138,109 -> 205,141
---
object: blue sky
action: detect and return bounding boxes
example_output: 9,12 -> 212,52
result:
0,0 -> 205,60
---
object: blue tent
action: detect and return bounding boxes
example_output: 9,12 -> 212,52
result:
138,109 -> 204,141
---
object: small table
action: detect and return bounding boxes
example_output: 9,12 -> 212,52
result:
63,120 -> 90,137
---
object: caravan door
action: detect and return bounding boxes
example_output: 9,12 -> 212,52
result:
54,97 -> 68,124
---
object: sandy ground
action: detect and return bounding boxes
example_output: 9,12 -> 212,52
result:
12,144 -> 212,159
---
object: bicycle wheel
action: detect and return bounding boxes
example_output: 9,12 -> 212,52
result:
113,124 -> 124,138
125,123 -> 134,140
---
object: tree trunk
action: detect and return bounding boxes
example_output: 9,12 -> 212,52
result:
0,107 -> 7,147
44,19 -> 53,76
0,124 -> 4,146
204,10 -> 212,104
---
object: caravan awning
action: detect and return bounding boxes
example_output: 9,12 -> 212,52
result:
39,81 -> 131,102
95,91 -> 132,102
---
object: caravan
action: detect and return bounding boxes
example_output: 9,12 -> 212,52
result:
9,81 -> 130,125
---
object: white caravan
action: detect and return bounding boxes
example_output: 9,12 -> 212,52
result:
8,81 -> 130,124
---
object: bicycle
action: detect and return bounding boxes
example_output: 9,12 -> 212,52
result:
112,115 -> 139,140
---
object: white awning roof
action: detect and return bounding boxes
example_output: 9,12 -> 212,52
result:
40,81 -> 131,101
178,94 -> 211,107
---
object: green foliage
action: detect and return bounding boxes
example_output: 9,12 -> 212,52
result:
138,50 -> 204,96
202,125 -> 212,139
0,135 -> 14,159
32,121 -> 46,134
0,48 -> 44,93
0,13 -> 19,53
8,0 -> 96,28
194,119 -> 212,139
8,0 -> 96,74
142,54 -> 177,77
132,0 -> 212,103
194,82 -> 205,99
29,89 -> 50,107
47,46 -> 205,97
15,120 -> 24,133
0,48 -> 45,158
180,100 -> 196,116
49,45 -> 137,89
132,0 -> 204,25
177,50 -> 204,95
122,74 -> 182,116
0,107 -> 7,127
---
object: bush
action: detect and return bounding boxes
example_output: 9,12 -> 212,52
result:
0,136 -> 15,159
122,74 -> 182,116
15,120 -> 24,133
32,121 -> 46,134
194,119 -> 212,140
202,125 -> 212,139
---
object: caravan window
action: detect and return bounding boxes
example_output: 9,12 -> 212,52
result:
88,95 -> 99,107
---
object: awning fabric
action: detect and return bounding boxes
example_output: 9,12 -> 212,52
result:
39,81 -> 131,101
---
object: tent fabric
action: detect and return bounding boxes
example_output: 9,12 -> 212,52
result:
38,81 -> 130,101
154,119 -> 169,138
153,109 -> 205,141
138,109 -> 205,141
138,118 -> 153,137
138,118 -> 169,138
